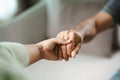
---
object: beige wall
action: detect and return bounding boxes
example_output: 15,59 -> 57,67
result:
0,0 -> 112,56
0,1 -> 46,44
46,0 -> 112,56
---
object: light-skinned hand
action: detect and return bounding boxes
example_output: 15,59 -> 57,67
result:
36,38 -> 70,61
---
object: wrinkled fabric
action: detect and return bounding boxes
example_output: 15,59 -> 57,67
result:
0,42 -> 30,80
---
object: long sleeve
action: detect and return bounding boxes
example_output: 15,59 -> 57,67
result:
0,42 -> 29,67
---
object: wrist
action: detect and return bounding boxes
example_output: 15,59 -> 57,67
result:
84,19 -> 97,42
36,44 -> 44,60
75,31 -> 84,43
75,18 -> 97,43
25,44 -> 44,65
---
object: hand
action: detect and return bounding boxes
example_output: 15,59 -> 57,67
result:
36,38 -> 70,61
56,11 -> 112,60
57,30 -> 84,60
56,19 -> 97,60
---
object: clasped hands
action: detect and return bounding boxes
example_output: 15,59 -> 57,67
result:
37,30 -> 83,61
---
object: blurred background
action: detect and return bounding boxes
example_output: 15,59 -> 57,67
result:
0,0 -> 120,80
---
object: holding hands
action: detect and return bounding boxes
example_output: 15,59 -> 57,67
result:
29,16 -> 99,64
56,30 -> 84,61
34,19 -> 97,62
26,12 -> 112,64
36,30 -> 83,62
36,38 -> 70,61
55,18 -> 97,61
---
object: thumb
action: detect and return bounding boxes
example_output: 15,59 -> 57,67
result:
71,43 -> 81,58
54,38 -> 71,44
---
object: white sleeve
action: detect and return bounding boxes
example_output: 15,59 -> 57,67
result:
0,42 -> 29,67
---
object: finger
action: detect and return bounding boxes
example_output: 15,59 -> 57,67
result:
71,43 -> 81,58
62,45 -> 69,61
69,31 -> 76,42
56,32 -> 62,38
58,45 -> 63,60
56,34 -> 64,60
66,32 -> 76,57
57,34 -> 64,60
56,31 -> 65,39
45,50 -> 58,60
55,38 -> 71,44
55,44 -> 59,59
67,43 -> 74,57
62,32 -> 69,61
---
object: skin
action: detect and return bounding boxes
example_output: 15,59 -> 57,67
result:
56,11 -> 113,60
24,11 -> 113,64
25,38 -> 70,65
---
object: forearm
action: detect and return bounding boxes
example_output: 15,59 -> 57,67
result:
25,44 -> 43,65
94,11 -> 113,33
74,11 -> 113,42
